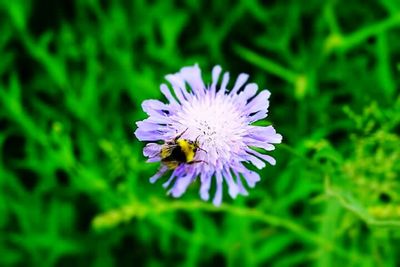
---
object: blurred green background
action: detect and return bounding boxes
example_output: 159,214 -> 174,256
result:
1,0 -> 400,266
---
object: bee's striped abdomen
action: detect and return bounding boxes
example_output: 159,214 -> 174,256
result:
177,139 -> 195,162
168,145 -> 187,162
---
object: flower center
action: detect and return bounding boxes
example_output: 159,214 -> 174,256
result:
172,92 -> 246,166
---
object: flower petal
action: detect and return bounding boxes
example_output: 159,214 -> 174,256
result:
210,65 -> 222,95
134,121 -> 170,141
236,83 -> 258,105
163,174 -> 175,188
200,172 -> 212,201
223,167 -> 239,199
248,111 -> 267,123
180,64 -> 205,95
217,72 -> 230,96
143,143 -> 161,158
160,84 -> 178,104
147,157 -> 161,163
213,171 -> 223,206
135,120 -> 158,132
242,83 -> 258,99
142,99 -> 170,115
245,125 -> 283,144
165,74 -> 189,103
230,73 -> 249,95
163,166 -> 187,188
241,168 -> 260,188
149,165 -> 168,183
169,174 -> 194,197
243,138 -> 276,151
245,90 -> 271,115
243,153 -> 266,169
233,170 -> 249,196
246,148 -> 277,166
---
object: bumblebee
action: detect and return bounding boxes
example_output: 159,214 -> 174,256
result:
160,128 -> 206,170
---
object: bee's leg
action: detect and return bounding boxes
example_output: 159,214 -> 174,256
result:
174,128 -> 188,141
187,160 -> 208,165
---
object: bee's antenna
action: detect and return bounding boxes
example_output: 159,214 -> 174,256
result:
194,135 -> 207,153
174,128 -> 188,141
199,147 -> 207,153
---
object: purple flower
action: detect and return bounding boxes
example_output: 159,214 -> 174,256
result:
134,64 -> 282,206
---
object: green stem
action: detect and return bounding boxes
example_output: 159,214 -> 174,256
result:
234,45 -> 298,83
340,15 -> 400,51
93,198 -> 361,261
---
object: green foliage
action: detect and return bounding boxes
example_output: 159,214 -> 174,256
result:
0,0 -> 399,266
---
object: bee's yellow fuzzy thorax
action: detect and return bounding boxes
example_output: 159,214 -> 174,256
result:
177,139 -> 195,162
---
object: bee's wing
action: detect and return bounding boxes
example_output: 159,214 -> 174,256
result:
144,143 -> 162,158
160,144 -> 177,159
